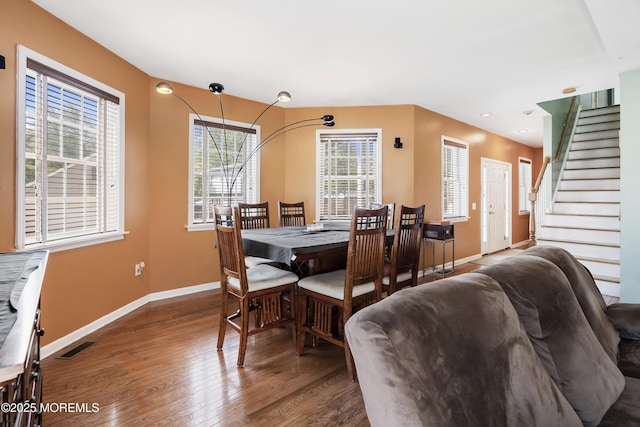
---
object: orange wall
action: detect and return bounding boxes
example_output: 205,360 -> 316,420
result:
3,0 -> 543,346
284,105 -> 538,262
2,0 -> 151,345
282,105 -> 416,219
148,81 -> 287,293
413,106 -> 538,261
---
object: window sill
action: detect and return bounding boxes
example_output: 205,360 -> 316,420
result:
19,231 -> 128,253
187,224 -> 215,232
442,217 -> 469,224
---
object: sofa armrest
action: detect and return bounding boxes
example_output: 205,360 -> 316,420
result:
607,303 -> 640,340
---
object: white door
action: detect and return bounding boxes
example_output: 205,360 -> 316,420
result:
481,158 -> 511,254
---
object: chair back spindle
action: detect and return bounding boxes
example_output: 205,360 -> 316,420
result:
238,202 -> 270,229
278,201 -> 306,227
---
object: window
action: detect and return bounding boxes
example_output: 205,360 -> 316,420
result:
189,115 -> 259,229
441,137 -> 468,220
16,46 -> 124,251
316,130 -> 381,221
519,157 -> 532,213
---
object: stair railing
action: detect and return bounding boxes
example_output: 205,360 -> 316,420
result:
553,96 -> 578,163
529,155 -> 551,244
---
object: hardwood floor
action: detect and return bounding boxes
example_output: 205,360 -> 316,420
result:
40,261 -> 484,426
41,291 -> 369,426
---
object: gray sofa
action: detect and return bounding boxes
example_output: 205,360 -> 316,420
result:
345,246 -> 640,426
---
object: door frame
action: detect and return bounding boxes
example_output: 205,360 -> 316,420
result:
480,157 -> 512,254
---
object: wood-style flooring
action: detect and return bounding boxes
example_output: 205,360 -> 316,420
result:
37,260 -> 485,426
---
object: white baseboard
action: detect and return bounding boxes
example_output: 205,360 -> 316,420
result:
512,240 -> 531,248
418,253 -> 482,277
41,281 -> 220,360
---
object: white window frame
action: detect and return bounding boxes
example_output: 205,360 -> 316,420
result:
316,129 -> 382,222
187,114 -> 260,231
15,46 -> 125,252
441,136 -> 469,222
518,157 -> 532,214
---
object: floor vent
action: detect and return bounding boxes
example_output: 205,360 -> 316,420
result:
57,341 -> 95,359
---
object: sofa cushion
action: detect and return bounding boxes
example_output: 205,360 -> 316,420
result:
607,303 -> 640,340
521,245 -> 620,362
618,339 -> 640,378
598,376 -> 640,426
478,255 -> 624,427
345,273 -> 582,427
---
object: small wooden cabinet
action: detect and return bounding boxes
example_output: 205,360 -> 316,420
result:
0,251 -> 48,427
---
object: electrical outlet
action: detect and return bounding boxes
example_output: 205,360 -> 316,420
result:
135,263 -> 142,276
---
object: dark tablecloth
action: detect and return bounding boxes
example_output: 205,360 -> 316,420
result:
241,224 -> 352,265
241,223 -> 393,265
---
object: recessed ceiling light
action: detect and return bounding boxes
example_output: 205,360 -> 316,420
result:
523,110 -> 533,115
562,87 -> 577,94
517,129 -> 529,133
480,112 -> 492,117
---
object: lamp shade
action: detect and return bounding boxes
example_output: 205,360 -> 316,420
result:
277,91 -> 291,102
156,82 -> 173,94
209,83 -> 225,94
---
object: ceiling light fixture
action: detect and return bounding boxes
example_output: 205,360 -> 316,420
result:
480,112 -> 492,117
562,87 -> 577,94
517,129 -> 529,133
523,110 -> 533,115
156,81 -> 335,206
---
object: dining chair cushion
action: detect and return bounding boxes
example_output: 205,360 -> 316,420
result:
382,270 -> 412,286
244,256 -> 275,268
298,269 -> 375,300
227,264 -> 298,293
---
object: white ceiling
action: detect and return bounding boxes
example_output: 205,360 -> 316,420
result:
33,0 -> 640,147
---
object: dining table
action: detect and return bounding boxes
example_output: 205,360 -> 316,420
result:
241,223 -> 393,277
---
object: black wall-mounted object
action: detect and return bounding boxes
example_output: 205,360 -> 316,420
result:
0,55 -> 5,70
394,137 -> 403,149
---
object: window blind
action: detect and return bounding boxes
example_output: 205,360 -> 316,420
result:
317,131 -> 380,221
191,119 -> 258,224
21,62 -> 121,247
442,138 -> 468,219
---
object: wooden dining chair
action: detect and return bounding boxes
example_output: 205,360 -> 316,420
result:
236,202 -> 275,268
278,201 -> 306,227
214,205 -> 298,367
297,205 -> 388,380
370,202 -> 395,231
383,204 -> 425,295
237,201 -> 270,229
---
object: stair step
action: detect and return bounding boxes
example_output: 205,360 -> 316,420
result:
562,167 -> 619,180
552,201 -> 620,216
543,213 -> 620,229
564,157 -> 620,169
567,147 -> 619,160
575,121 -> 620,134
555,190 -> 620,203
576,255 -> 619,265
539,226 -> 619,244
535,239 -> 620,260
580,105 -> 620,118
577,112 -> 620,126
558,178 -> 619,191
579,258 -> 620,278
594,274 -> 620,284
570,138 -> 619,151
573,129 -> 620,142
540,104 -> 621,299
594,277 -> 620,298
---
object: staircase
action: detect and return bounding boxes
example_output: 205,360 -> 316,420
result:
538,105 -> 621,297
